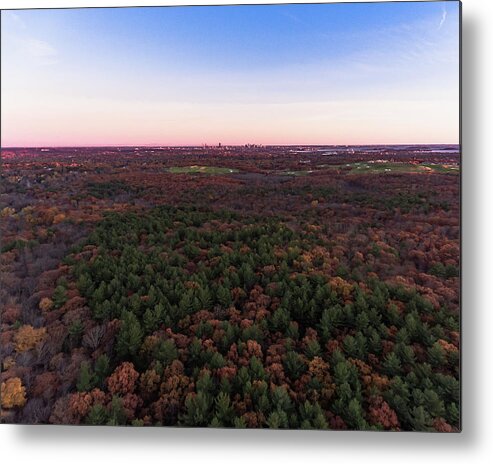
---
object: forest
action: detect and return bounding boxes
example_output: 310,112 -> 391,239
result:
0,145 -> 460,430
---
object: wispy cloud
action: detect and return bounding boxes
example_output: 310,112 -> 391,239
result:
18,38 -> 59,65
2,11 -> 59,65
439,6 -> 448,30
6,11 -> 27,30
23,39 -> 57,58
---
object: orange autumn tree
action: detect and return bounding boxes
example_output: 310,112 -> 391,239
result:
1,377 -> 27,409
39,297 -> 54,312
14,325 -> 47,352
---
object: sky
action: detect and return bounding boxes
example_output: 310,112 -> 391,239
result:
1,2 -> 460,147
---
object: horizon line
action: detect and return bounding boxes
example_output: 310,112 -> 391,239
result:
1,143 -> 461,149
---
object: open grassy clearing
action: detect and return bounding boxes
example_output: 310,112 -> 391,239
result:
420,163 -> 460,174
167,165 -> 239,174
318,162 -> 460,175
278,170 -> 312,176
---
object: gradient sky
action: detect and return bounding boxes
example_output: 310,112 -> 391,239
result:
1,1 -> 460,147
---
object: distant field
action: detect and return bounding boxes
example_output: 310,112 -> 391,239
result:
167,165 -> 239,174
326,161 -> 460,175
278,170 -> 311,176
275,162 -> 460,176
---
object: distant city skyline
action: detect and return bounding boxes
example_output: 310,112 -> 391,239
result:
1,2 -> 460,147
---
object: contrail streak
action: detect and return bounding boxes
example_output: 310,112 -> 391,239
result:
439,8 -> 447,30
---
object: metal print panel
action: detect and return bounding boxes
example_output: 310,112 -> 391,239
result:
0,1 -> 461,431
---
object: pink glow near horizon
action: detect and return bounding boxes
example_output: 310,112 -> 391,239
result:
2,98 -> 459,147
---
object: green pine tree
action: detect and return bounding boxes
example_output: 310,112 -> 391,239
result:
116,310 -> 143,360
77,361 -> 95,392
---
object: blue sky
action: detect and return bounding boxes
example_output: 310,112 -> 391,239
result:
1,2 -> 460,146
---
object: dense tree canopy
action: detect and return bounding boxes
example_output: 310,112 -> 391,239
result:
0,146 -> 460,430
